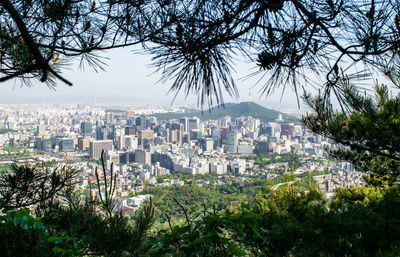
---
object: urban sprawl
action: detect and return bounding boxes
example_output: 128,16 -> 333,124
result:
0,104 -> 365,215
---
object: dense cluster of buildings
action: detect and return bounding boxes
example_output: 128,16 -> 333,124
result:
0,103 -> 364,212
0,104 -> 335,174
314,162 -> 366,193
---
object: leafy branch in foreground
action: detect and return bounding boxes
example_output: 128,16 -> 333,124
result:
1,1 -> 399,106
0,162 -> 77,209
149,198 -> 246,257
0,0 -> 170,86
0,157 -> 155,256
146,0 -> 400,105
0,156 -> 399,256
302,80 -> 400,178
35,151 -> 155,256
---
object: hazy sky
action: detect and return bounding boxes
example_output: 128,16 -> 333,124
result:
0,46 -> 322,109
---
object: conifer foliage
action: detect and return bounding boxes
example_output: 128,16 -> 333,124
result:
303,80 -> 400,178
1,0 -> 399,105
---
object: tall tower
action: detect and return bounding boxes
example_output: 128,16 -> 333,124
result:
80,122 -> 92,138
226,132 -> 238,153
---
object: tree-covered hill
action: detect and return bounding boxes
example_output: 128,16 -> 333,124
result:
154,102 -> 299,124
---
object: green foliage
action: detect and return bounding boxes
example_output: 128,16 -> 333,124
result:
1,0 -> 398,107
303,83 -> 400,177
153,184 -> 400,256
1,160 -> 400,256
326,185 -> 400,256
246,153 -> 301,169
0,163 -> 77,209
236,187 -> 330,256
0,146 -> 32,159
0,208 -> 79,256
36,197 -> 154,256
34,152 -> 155,256
140,184 -> 243,223
0,128 -> 16,134
0,163 -> 12,174
139,177 -> 270,223
2,146 -> 25,153
40,160 -> 58,167
0,154 -> 156,256
2,0 -> 400,254
149,203 -> 246,257
146,171 -> 325,223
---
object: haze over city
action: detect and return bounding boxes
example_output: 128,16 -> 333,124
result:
1,47 -> 305,109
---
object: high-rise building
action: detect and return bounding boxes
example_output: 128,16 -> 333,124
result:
200,138 -> 214,152
104,151 -> 120,165
237,144 -> 253,154
212,129 -> 221,148
171,122 -> 184,132
179,117 -> 188,132
36,138 -> 52,152
146,116 -> 158,129
134,149 -> 151,165
78,137 -> 90,151
36,125 -> 45,137
119,151 -> 136,164
188,117 -> 199,131
117,135 -> 138,150
105,112 -> 114,123
41,138 -> 52,152
168,130 -> 182,145
222,116 -> 231,126
189,129 -> 200,141
125,126 -> 137,136
126,136 -> 138,150
80,122 -> 92,138
89,140 -> 113,159
139,129 -> 154,146
226,132 -> 238,153
281,124 -> 295,138
257,140 -> 269,154
154,136 -> 165,145
96,125 -> 114,141
182,133 -> 191,144
59,138 -> 74,152
135,116 -> 146,130
275,113 -> 284,123
259,124 -> 269,136
152,152 -> 174,170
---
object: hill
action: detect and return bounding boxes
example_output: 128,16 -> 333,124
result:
153,102 -> 299,123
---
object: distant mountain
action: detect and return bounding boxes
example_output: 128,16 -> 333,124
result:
153,102 -> 299,123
